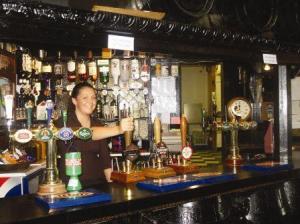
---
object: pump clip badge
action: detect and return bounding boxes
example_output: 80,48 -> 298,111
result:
57,127 -> 74,141
37,128 -> 53,142
76,128 -> 92,140
14,129 -> 33,143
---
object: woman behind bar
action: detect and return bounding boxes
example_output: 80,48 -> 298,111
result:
56,82 -> 133,187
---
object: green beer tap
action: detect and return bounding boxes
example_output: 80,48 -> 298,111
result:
25,100 -> 34,129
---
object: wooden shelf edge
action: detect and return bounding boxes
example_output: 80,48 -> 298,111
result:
92,5 -> 166,20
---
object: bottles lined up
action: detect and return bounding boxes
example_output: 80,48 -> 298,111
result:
15,47 -> 179,138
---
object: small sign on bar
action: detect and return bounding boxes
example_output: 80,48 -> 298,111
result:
108,34 -> 134,51
262,53 -> 278,64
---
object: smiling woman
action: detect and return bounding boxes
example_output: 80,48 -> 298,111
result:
55,82 -> 134,187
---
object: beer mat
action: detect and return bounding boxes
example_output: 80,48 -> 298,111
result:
136,173 -> 235,192
35,189 -> 111,211
242,162 -> 292,172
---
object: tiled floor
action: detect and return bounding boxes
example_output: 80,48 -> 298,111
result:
191,151 -> 222,167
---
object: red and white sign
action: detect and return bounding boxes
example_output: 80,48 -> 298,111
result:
181,146 -> 193,160
14,129 -> 33,143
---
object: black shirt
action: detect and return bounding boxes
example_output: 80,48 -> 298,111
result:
55,112 -> 111,187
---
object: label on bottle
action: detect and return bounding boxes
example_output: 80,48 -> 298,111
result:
88,61 -> 97,76
99,66 -> 109,74
140,64 -> 150,82
78,63 -> 86,74
161,65 -> 169,76
171,64 -> 179,77
25,54 -> 32,73
54,64 -> 63,75
67,61 -> 76,72
42,64 -> 52,73
111,59 -> 120,75
97,59 -> 109,66
131,59 -> 140,80
34,60 -> 42,74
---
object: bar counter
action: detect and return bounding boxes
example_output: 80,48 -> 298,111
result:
1,154 -> 300,224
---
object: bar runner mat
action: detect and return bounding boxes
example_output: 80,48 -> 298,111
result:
35,189 -> 112,210
242,161 -> 292,172
136,172 -> 236,192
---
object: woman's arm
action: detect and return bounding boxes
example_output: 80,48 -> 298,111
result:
92,117 -> 134,140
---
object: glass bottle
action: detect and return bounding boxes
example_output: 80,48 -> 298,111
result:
87,50 -> 97,83
96,97 -> 102,119
110,97 -> 118,119
111,58 -> 120,86
41,50 -> 52,78
67,51 -> 77,82
54,51 -> 64,78
102,96 -> 110,120
54,51 -> 65,86
77,54 -> 88,82
97,59 -> 110,87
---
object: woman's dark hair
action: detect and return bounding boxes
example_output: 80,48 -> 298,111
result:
67,82 -> 94,112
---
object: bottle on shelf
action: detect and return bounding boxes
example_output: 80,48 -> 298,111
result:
67,51 -> 77,83
131,58 -> 140,80
87,50 -> 97,84
32,52 -> 42,76
102,96 -> 110,120
53,51 -> 66,86
111,58 -> 121,86
110,96 -> 118,120
77,54 -> 88,82
97,59 -> 110,87
96,97 -> 102,119
41,50 -> 53,78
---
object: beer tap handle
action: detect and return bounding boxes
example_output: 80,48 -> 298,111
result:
180,114 -> 188,147
46,100 -> 54,127
25,100 -> 34,129
62,110 -> 67,127
153,116 -> 161,145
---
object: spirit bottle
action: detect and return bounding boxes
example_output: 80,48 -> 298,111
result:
67,51 -> 77,82
110,97 -> 118,119
131,58 -> 140,80
102,96 -> 110,120
54,51 -> 64,77
53,51 -> 65,86
120,59 -> 130,82
41,50 -> 52,78
77,55 -> 88,82
97,59 -> 110,87
111,58 -> 120,86
96,97 -> 102,119
87,50 -> 97,83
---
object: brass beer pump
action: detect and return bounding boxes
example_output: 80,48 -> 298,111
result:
142,117 -> 176,178
217,97 -> 257,166
11,102 -> 92,195
169,115 -> 199,174
110,109 -> 145,183
37,109 -> 92,195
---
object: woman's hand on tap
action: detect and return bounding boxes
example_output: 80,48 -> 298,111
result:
119,117 -> 134,133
